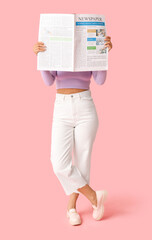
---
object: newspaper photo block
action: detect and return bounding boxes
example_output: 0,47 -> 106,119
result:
37,13 -> 108,71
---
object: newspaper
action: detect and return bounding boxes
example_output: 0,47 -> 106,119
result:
37,13 -> 108,71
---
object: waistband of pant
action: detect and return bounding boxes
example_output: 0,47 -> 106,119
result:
55,89 -> 92,100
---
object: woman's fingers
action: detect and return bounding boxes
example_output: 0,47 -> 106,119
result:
103,42 -> 112,51
104,41 -> 111,47
104,40 -> 111,44
38,41 -> 45,45
104,42 -> 110,46
33,41 -> 47,55
36,47 -> 46,51
35,46 -> 46,52
36,42 -> 47,48
106,43 -> 112,51
104,36 -> 111,40
38,45 -> 47,49
103,36 -> 112,51
37,42 -> 46,47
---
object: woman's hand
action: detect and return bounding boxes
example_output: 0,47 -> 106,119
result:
33,42 -> 47,55
103,36 -> 112,52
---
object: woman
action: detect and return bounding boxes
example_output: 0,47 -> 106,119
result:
33,36 -> 112,225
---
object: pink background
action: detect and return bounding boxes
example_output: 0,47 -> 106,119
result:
1,0 -> 152,239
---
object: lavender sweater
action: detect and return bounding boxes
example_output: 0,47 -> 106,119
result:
40,70 -> 107,89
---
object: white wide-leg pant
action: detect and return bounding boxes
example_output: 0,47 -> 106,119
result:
50,90 -> 99,195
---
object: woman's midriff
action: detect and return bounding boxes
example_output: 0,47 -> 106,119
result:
56,88 -> 88,94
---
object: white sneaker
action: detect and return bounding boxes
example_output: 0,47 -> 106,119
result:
92,190 -> 108,220
66,208 -> 82,225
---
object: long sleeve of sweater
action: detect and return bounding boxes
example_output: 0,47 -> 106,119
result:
40,70 -> 107,88
91,70 -> 107,85
40,70 -> 57,86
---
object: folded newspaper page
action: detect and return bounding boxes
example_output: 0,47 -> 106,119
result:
37,13 -> 108,71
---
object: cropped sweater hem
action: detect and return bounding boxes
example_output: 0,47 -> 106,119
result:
55,79 -> 90,89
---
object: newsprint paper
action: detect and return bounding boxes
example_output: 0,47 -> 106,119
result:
37,13 -> 108,71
